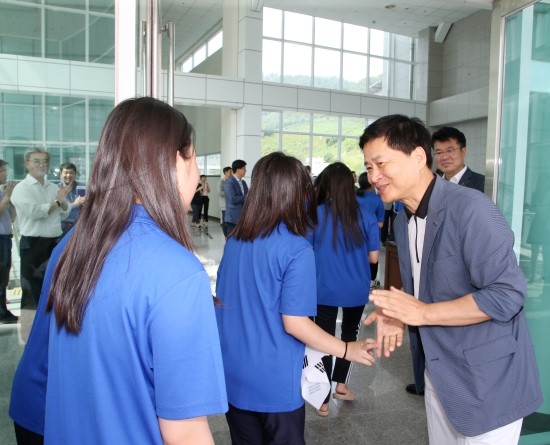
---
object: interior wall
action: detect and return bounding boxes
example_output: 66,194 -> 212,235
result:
427,9 -> 493,180
180,105 -> 222,156
441,10 -> 492,97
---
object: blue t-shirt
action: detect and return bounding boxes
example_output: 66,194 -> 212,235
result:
356,191 -> 385,224
216,224 -> 316,413
12,205 -> 227,442
9,231 -> 70,435
308,201 -> 380,307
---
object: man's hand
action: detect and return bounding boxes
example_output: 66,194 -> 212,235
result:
364,309 -> 404,358
3,181 -> 16,197
72,196 -> 85,208
56,184 -> 72,202
370,286 -> 427,326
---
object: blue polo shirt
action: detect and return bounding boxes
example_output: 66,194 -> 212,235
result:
12,205 -> 227,443
9,231 -> 70,435
216,224 -> 316,413
308,202 -> 380,307
356,191 -> 385,224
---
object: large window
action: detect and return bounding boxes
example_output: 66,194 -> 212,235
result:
0,1 -> 114,63
196,153 -> 221,176
261,110 -> 373,174
181,30 -> 223,72
262,7 -> 415,99
0,0 -> 115,185
0,93 -> 113,182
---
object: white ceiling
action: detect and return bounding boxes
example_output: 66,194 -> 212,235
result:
161,0 -> 493,62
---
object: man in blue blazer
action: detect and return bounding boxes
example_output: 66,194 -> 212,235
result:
223,159 -> 248,236
361,115 -> 542,443
406,126 -> 486,396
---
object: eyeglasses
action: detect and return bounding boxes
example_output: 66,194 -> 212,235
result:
434,147 -> 462,158
29,159 -> 49,166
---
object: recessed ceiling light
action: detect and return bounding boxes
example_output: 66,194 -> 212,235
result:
385,4 -> 396,9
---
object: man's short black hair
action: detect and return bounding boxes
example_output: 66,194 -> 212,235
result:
432,127 -> 466,148
223,166 -> 232,174
60,162 -> 78,173
359,114 -> 433,169
231,159 -> 246,173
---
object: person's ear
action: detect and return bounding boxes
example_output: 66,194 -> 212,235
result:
412,146 -> 427,170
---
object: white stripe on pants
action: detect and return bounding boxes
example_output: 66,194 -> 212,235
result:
424,370 -> 523,445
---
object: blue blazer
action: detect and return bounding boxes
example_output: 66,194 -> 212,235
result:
224,176 -> 248,224
395,176 -> 542,436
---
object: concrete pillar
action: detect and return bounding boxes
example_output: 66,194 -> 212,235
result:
221,0 -> 263,180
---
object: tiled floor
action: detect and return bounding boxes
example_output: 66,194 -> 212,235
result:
0,221 -> 429,445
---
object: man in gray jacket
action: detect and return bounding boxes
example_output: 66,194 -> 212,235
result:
361,115 -> 541,444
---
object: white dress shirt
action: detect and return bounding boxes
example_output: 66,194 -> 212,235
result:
443,164 -> 467,184
11,174 -> 70,237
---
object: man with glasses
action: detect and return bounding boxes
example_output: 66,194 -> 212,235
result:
11,148 -> 71,310
405,126 -> 485,397
432,126 -> 485,192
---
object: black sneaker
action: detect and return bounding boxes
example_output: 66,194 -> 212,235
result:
0,311 -> 19,324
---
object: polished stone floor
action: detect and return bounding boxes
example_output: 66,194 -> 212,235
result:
0,221 -> 429,445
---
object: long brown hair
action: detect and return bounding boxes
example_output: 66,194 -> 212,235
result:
232,152 -> 316,241
47,97 -> 195,333
314,162 -> 364,251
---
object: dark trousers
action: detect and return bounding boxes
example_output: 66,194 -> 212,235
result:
14,422 -> 44,445
314,304 -> 365,403
191,201 -> 202,224
409,326 -> 426,393
0,235 -> 12,316
201,196 -> 209,222
225,403 -> 305,445
381,209 -> 391,243
19,236 -> 58,309
221,210 -> 228,237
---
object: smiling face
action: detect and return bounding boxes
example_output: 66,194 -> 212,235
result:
61,167 -> 76,186
25,152 -> 50,181
363,137 -> 432,212
433,138 -> 467,179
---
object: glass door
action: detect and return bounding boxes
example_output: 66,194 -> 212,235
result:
497,2 -> 550,443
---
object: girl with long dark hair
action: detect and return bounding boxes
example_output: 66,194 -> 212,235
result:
309,162 -> 380,416
10,97 -> 227,445
216,153 -> 377,444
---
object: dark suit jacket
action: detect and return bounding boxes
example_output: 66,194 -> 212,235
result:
223,176 -> 248,224
396,176 -> 542,436
458,167 -> 485,192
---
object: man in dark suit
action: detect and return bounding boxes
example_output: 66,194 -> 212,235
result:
433,126 -> 485,192
223,159 -> 248,236
406,126 -> 486,396
362,115 -> 541,444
